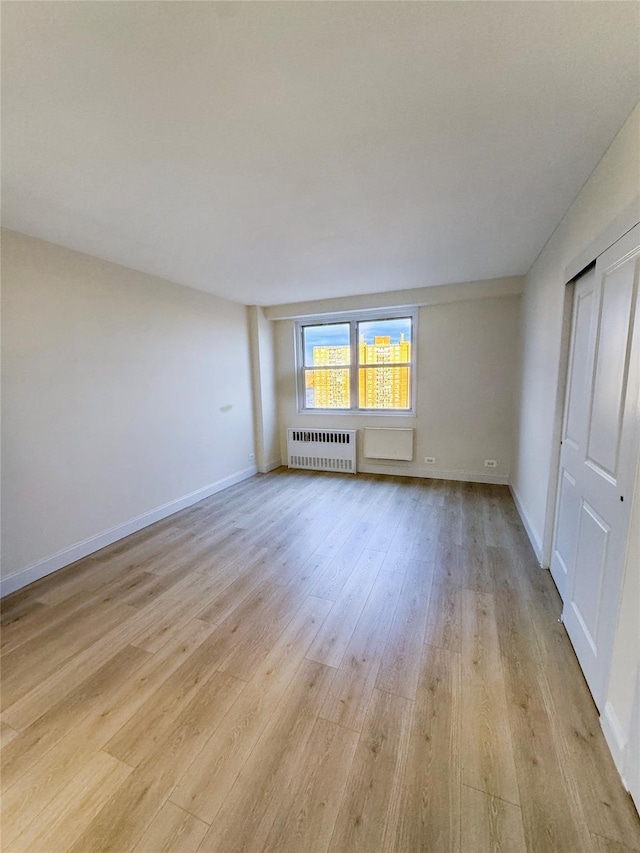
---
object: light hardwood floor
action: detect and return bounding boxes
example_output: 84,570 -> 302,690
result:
2,470 -> 639,852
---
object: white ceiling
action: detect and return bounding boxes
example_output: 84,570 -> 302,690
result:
2,2 -> 638,306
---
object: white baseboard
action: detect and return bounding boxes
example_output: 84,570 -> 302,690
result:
357,461 -> 509,485
509,485 -> 544,566
0,465 -> 258,599
601,701 -> 627,784
261,458 -> 283,474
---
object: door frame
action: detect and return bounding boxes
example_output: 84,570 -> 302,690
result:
545,224 -> 640,709
542,209 -> 640,572
566,231 -> 640,710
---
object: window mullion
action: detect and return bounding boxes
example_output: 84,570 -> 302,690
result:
350,320 -> 358,411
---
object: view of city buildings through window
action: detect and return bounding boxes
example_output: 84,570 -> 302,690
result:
303,318 -> 412,409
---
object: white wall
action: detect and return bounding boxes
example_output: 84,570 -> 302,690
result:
510,103 -> 640,796
247,305 -> 280,473
1,229 -> 256,593
275,292 -> 520,484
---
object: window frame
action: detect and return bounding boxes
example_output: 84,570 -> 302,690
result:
294,308 -> 418,416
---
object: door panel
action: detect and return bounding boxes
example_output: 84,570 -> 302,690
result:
550,269 -> 596,599
565,289 -> 594,449
553,469 -> 580,590
551,224 -> 640,710
587,262 -> 635,478
571,501 -> 609,649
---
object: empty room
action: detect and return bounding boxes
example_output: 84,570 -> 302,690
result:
1,2 -> 640,851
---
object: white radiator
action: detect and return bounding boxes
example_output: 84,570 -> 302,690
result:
287,428 -> 357,473
362,427 -> 414,461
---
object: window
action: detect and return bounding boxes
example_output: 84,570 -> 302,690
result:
295,310 -> 417,414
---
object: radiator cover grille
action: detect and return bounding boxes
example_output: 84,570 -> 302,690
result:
287,428 -> 357,473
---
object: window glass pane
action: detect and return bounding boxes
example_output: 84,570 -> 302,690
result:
359,366 -> 411,410
305,368 -> 350,409
303,323 -> 350,367
358,318 -> 412,365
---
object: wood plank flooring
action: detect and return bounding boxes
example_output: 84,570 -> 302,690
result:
2,469 -> 639,852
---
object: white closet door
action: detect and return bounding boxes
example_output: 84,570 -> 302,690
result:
551,223 -> 640,710
550,267 -> 597,600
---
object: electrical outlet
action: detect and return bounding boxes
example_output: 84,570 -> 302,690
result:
248,453 -> 255,461
484,459 -> 497,468
424,456 -> 436,464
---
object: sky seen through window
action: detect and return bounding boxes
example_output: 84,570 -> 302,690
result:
303,318 -> 412,363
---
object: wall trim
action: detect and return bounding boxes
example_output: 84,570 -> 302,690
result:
357,461 -> 509,485
262,458 -> 283,474
0,465 -> 258,598
265,276 -> 523,320
509,485 -> 545,566
601,701 -> 628,784
564,196 -> 640,284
